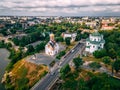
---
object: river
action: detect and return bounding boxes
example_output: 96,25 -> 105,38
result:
0,49 -> 10,90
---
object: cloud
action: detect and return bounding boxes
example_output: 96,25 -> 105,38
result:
0,0 -> 120,16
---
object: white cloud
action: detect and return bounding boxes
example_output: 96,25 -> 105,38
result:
0,0 -> 120,16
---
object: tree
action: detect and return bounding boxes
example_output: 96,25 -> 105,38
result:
75,30 -> 82,41
93,49 -> 107,58
78,79 -> 88,90
73,57 -> 83,70
102,56 -> 111,65
26,45 -> 35,55
55,37 -> 64,42
113,59 -> 120,73
35,42 -> 45,53
108,48 -> 117,59
56,50 -> 66,59
60,64 -> 71,79
65,37 -> 71,45
81,32 -> 89,39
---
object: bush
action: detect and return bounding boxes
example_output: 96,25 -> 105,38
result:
93,49 -> 107,58
73,57 -> 83,69
17,77 -> 29,89
6,62 -> 14,72
60,64 -> 71,79
65,37 -> 71,45
56,50 -> 66,59
89,62 -> 101,69
102,56 -> 111,65
49,60 -> 55,67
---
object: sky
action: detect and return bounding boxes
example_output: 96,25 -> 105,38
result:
0,0 -> 120,16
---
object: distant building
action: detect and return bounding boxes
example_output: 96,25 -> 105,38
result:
85,31 -> 105,53
85,22 -> 97,29
62,33 -> 77,42
101,24 -> 115,30
45,33 -> 59,56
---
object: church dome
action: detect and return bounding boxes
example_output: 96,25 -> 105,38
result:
91,31 -> 101,36
50,33 -> 54,37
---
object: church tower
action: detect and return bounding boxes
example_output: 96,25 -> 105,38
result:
50,33 -> 55,41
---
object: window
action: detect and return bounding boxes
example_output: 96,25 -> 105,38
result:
93,46 -> 95,48
98,47 -> 101,49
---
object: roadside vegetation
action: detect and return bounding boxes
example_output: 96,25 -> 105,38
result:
59,63 -> 120,90
56,50 -> 66,59
3,60 -> 48,90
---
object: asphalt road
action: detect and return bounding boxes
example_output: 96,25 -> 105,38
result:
31,42 -> 85,90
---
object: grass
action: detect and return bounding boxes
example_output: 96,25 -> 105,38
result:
4,59 -> 48,89
82,55 -> 113,74
82,55 -> 102,62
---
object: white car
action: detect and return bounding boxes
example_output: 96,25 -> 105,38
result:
71,49 -> 74,53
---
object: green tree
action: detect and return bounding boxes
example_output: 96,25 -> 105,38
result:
78,79 -> 88,90
55,37 -> 64,42
65,37 -> 71,45
93,49 -> 107,58
113,59 -> 120,73
35,42 -> 45,53
102,56 -> 111,65
60,64 -> 71,79
108,48 -> 117,59
56,50 -> 66,59
73,57 -> 83,70
26,45 -> 35,55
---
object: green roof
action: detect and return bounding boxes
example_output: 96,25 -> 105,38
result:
90,40 -> 105,45
86,46 -> 90,48
86,38 -> 105,45
86,38 -> 89,41
91,31 -> 101,36
101,40 -> 105,43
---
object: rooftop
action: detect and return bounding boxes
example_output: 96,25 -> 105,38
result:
91,31 -> 101,36
86,38 -> 105,45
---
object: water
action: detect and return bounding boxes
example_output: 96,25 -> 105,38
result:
0,49 -> 10,90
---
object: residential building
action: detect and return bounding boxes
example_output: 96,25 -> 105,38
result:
62,33 -> 77,42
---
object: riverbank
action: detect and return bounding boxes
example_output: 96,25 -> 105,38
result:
2,59 -> 48,90
0,49 -> 10,90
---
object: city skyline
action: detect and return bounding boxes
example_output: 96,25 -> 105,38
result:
0,0 -> 120,16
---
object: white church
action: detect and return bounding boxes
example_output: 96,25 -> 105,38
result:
45,33 -> 59,56
85,31 -> 105,53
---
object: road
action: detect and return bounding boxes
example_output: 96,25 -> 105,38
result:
31,42 -> 85,90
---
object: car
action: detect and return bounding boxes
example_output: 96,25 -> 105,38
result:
71,49 -> 74,53
50,71 -> 55,75
64,55 -> 66,58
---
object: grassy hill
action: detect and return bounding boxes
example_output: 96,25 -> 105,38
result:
3,59 -> 48,90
